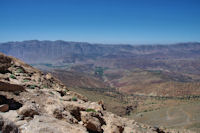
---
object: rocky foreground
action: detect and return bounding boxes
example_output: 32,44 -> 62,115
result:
0,52 -> 194,133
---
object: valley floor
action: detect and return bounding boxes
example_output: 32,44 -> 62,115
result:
130,99 -> 200,132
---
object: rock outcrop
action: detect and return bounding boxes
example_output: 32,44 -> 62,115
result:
0,104 -> 9,112
0,117 -> 19,133
0,52 -> 195,133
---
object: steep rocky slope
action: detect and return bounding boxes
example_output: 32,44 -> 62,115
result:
0,52 -> 194,133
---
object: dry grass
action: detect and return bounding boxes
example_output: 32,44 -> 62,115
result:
129,99 -> 200,132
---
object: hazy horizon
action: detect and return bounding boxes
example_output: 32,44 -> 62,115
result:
1,39 -> 200,46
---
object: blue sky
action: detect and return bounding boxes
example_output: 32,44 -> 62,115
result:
0,0 -> 200,44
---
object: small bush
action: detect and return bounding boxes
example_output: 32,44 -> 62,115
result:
10,74 -> 16,79
86,108 -> 96,112
49,92 -> 54,95
43,85 -> 48,89
28,85 -> 36,89
16,68 -> 24,73
71,97 -> 77,101
23,79 -> 30,82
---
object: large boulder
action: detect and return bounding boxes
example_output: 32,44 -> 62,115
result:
81,111 -> 104,133
18,102 -> 39,119
45,97 -> 79,124
64,101 -> 104,121
102,113 -> 124,133
0,115 -> 19,133
0,81 -> 25,92
20,115 -> 87,133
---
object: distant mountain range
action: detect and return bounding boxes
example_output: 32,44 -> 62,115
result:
1,40 -> 200,96
1,40 -> 200,64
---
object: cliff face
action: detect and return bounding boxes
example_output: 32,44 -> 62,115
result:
0,52 -> 194,133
